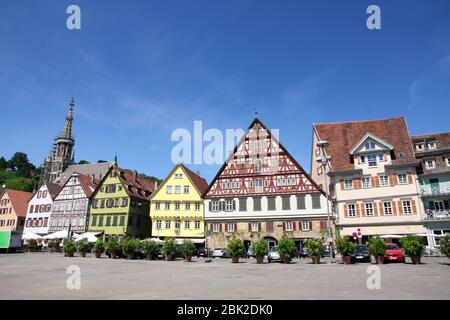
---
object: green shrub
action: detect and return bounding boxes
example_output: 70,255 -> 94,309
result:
335,236 -> 356,257
27,239 -> 38,252
106,239 -> 122,258
226,237 -> 246,257
93,240 -> 105,254
162,238 -> 178,257
141,239 -> 158,259
367,236 -> 386,257
48,240 -> 60,251
439,234 -> 450,257
63,240 -> 76,256
253,239 -> 268,257
400,235 -> 424,257
122,238 -> 140,257
277,236 -> 296,259
77,239 -> 90,254
305,238 -> 325,258
180,240 -> 196,257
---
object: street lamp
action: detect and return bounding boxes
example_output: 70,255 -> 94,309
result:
316,140 -> 335,261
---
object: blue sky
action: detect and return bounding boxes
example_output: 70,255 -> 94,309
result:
1,0 -> 449,182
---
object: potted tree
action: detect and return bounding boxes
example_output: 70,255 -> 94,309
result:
400,235 -> 424,264
439,234 -> 450,261
367,236 -> 386,264
180,240 -> 196,262
26,239 -> 38,253
253,239 -> 268,264
335,236 -> 356,264
106,239 -> 121,259
77,239 -> 90,258
93,239 -> 105,258
123,238 -> 140,260
226,237 -> 246,263
305,238 -> 325,264
141,239 -> 158,260
278,236 -> 296,263
63,240 -> 76,257
49,240 -> 60,253
162,238 -> 177,261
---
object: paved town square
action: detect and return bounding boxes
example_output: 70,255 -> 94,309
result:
0,253 -> 449,300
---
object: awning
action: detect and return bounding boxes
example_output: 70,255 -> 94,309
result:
43,230 -> 80,240
22,232 -> 43,240
379,234 -> 405,239
75,232 -> 99,243
175,238 -> 205,244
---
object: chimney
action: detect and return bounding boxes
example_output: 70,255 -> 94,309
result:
134,170 -> 138,181
196,171 -> 200,176
91,175 -> 94,183
154,181 -> 158,190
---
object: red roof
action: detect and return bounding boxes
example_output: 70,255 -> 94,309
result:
78,173 -> 100,198
5,189 -> 32,217
411,132 -> 450,153
180,164 -> 209,195
116,166 -> 157,200
314,117 -> 416,172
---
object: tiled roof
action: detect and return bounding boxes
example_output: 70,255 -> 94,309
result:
116,166 -> 157,200
6,189 -> 32,217
314,117 -> 416,172
45,181 -> 61,199
180,164 -> 209,195
78,173 -> 100,198
57,162 -> 111,185
411,132 -> 450,153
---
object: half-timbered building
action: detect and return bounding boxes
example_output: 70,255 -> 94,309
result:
204,118 -> 331,251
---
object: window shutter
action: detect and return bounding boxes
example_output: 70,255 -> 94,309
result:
428,201 -> 435,210
209,223 -> 213,231
444,200 -> 449,210
220,201 -> 225,211
344,204 -> 348,218
393,202 -> 398,215
340,180 -> 345,190
309,221 -> 313,230
390,174 -> 397,186
407,174 -> 413,184
378,202 -> 383,215
258,222 -> 261,232
234,223 -> 237,231
233,200 -> 236,211
219,224 -> 222,231
293,221 -> 297,231
371,176 -> 377,188
225,223 -> 228,232
397,201 -> 403,215
411,200 -> 417,214
373,202 -> 378,216
209,201 -> 212,212
282,222 -> 286,231
248,222 -> 251,232
353,179 -> 360,189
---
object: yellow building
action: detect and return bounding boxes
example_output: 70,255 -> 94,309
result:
150,164 -> 208,241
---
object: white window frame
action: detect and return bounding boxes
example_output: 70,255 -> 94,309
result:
184,220 -> 190,230
379,175 -> 389,187
185,202 -> 191,210
398,173 -> 408,184
348,204 -> 356,218
285,221 -> 293,232
175,202 -> 180,211
434,201 -> 445,211
428,141 -> 437,149
166,186 -> 172,194
251,222 -> 259,232
195,202 -> 201,211
165,202 -> 170,210
156,220 -> 162,230
211,201 -> 219,212
365,203 -> 374,216
301,221 -> 310,231
383,201 -> 393,215
195,220 -> 201,229
183,185 -> 189,194
174,220 -> 180,229
227,223 -> 235,232
213,223 -> 220,233
402,200 -> 412,215
155,202 -> 161,211
344,179 -> 353,190
367,154 -> 378,167
425,160 -> 436,169
165,220 -> 171,229
362,176 -> 371,188
225,200 -> 233,212
175,186 -> 181,194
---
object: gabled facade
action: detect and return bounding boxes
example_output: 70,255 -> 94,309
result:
411,132 -> 450,250
0,189 -> 32,232
150,164 -> 208,240
23,181 -> 60,235
49,173 -> 99,234
312,117 -> 426,242
87,163 -> 157,240
204,118 -> 331,250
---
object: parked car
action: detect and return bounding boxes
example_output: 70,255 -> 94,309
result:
247,246 -> 254,258
267,246 -> 281,263
196,247 -> 208,258
156,246 -> 163,260
384,243 -> 405,263
350,244 -> 371,263
298,248 -> 308,258
212,248 -> 226,258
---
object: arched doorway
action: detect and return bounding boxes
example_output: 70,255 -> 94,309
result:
263,236 -> 277,249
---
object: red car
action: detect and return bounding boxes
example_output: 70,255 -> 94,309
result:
384,243 -> 405,263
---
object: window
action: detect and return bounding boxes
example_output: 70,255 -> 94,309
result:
379,175 -> 389,187
365,141 -> 376,150
428,141 -> 437,149
195,202 -> 201,211
402,200 -> 412,215
37,191 -> 42,198
297,195 -> 306,210
348,204 -> 356,217
248,180 -> 253,188
195,221 -> 201,229
398,173 -> 407,184
301,221 -> 310,231
311,195 -> 321,209
175,186 -> 181,194
98,216 -> 104,227
184,220 -> 190,229
121,198 -> 128,207
184,185 -> 189,194
239,198 -> 247,211
105,216 -> 111,226
212,201 -> 219,212
29,205 -> 34,213
114,199 -> 120,207
165,202 -> 170,210
267,197 -> 276,211
100,199 -> 105,208
251,222 -> 259,232
118,186 -> 122,192
365,203 -> 374,216
119,215 -> 125,226
174,220 -> 180,229
254,160 -> 262,173
360,155 -> 365,163
425,160 -> 436,169
106,185 -> 116,193
445,158 -> 450,167
255,178 -> 263,192
155,202 -> 160,210
285,221 -> 293,232
212,223 -> 220,233
166,186 -> 172,194
91,216 -> 97,226
175,202 -> 180,211
344,179 -> 353,190
383,202 -> 392,215
282,196 -> 290,210
362,177 -> 371,188
253,197 -> 262,211
415,143 -> 424,151
112,215 -> 118,226
368,154 -> 377,167
156,220 -> 162,230
185,202 -> 190,210
227,223 -> 235,232
165,220 -> 171,229
378,153 -> 384,161
225,200 -> 233,212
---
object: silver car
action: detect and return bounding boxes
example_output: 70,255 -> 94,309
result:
267,246 -> 280,263
212,248 -> 225,258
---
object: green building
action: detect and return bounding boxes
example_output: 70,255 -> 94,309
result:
88,163 -> 157,240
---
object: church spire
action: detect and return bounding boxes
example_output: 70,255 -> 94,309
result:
62,98 -> 74,139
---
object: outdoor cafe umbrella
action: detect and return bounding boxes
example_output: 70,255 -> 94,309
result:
22,232 -> 43,241
75,232 -> 99,243
43,230 -> 80,240
379,234 -> 404,239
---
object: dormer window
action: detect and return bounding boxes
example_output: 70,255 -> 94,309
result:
425,159 -> 436,169
446,157 -> 450,167
427,141 -> 437,149
368,154 -> 378,167
365,141 -> 376,150
360,155 -> 366,163
415,143 -> 424,151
